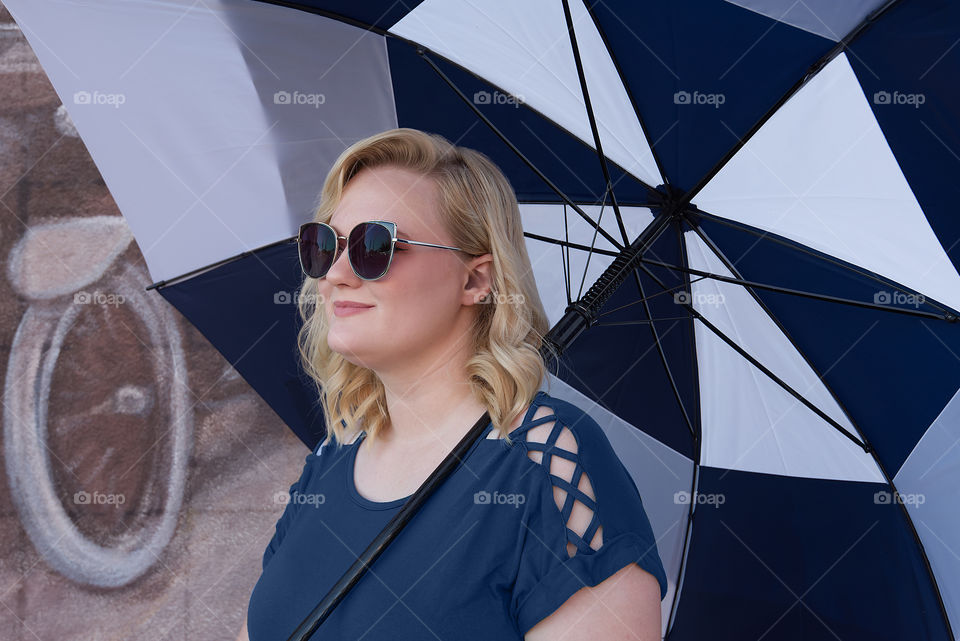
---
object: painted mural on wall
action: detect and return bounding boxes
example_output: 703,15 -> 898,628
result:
0,5 -> 305,639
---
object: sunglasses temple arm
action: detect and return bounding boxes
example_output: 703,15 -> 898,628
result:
395,238 -> 463,252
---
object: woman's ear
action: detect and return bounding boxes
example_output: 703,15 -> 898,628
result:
462,253 -> 494,306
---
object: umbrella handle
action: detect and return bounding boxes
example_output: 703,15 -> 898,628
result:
285,410 -> 493,641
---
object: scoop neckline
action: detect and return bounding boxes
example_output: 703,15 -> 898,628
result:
345,432 -> 412,510
344,390 -> 549,510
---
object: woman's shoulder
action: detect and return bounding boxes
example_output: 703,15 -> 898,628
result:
506,389 -> 609,446
503,389 -> 644,562
313,427 -> 364,456
500,390 -> 623,498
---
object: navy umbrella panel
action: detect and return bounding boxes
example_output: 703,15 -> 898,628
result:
6,0 -> 960,638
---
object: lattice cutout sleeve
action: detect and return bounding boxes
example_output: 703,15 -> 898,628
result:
523,405 -> 604,558
510,398 -> 668,635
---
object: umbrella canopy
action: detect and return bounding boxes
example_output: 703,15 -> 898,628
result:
5,0 -> 960,638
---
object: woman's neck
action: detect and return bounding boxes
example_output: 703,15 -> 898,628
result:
376,357 -> 485,449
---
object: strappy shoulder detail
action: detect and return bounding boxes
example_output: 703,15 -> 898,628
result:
515,401 -> 604,558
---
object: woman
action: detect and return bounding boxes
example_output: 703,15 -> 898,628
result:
241,128 -> 667,640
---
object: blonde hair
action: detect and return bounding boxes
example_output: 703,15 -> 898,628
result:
296,128 -> 556,449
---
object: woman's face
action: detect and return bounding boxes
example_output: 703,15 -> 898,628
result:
317,165 -> 491,375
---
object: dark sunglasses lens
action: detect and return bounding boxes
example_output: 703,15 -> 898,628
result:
299,224 -> 337,278
349,223 -> 392,279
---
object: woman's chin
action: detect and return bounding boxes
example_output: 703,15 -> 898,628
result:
327,335 -> 372,367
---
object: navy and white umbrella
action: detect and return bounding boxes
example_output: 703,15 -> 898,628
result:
5,0 -> 960,638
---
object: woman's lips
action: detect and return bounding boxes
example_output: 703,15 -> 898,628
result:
333,302 -> 373,317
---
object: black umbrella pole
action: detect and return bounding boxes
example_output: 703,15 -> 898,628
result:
285,410 -> 492,641
546,209 -> 676,355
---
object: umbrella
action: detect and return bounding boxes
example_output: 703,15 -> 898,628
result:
4,0 -> 960,638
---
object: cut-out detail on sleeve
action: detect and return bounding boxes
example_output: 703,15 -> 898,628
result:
523,405 -> 604,558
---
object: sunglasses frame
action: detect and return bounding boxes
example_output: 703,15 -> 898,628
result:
297,220 -> 467,281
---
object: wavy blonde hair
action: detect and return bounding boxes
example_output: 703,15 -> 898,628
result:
297,128 -> 556,449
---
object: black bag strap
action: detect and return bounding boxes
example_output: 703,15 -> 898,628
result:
286,410 -> 492,641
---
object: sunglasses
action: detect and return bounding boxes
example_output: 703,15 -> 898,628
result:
297,220 -> 467,281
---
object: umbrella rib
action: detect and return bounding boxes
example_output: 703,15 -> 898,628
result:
560,0 -> 630,249
689,219 -> 882,455
578,0 -> 669,185
636,262 -> 868,451
561,0 -> 672,319
638,257 -> 955,323
417,49 -> 625,251
562,204 -> 572,306
596,273 -> 716,318
576,198 -> 605,301
146,236 -> 299,291
684,210 -> 959,320
662,217 -> 705,635
523,231 -> 619,258
674,0 -> 906,209
622,257 -> 697,440
596,318 -> 699,325
663,218 -> 705,635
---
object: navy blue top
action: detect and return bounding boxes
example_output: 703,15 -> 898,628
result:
247,390 -> 668,640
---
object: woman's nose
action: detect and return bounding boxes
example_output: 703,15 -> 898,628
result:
324,239 -> 359,284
